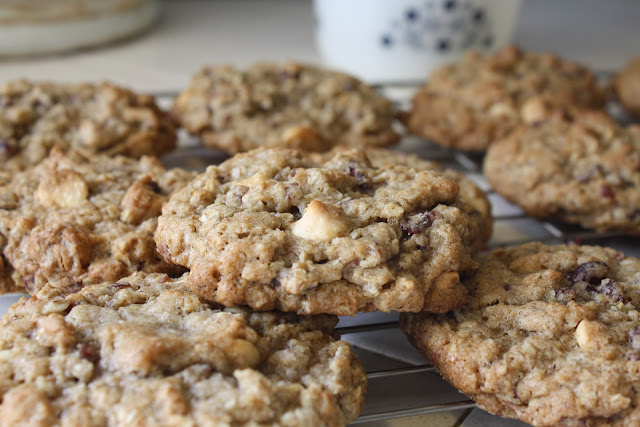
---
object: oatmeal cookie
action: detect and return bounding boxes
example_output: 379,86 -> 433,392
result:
0,272 -> 366,426
0,148 -> 195,294
613,57 -> 640,117
0,79 -> 176,172
171,62 -> 399,154
156,148 -> 478,315
401,242 -> 640,426
484,109 -> 640,235
401,45 -> 605,151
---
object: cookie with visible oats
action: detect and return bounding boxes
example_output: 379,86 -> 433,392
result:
0,272 -> 366,426
0,148 -> 195,294
171,62 -> 399,154
484,109 -> 640,235
401,45 -> 605,151
156,147 -> 478,316
0,79 -> 176,173
401,242 -> 640,426
613,57 -> 640,117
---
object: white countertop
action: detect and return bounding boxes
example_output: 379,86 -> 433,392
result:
0,0 -> 639,92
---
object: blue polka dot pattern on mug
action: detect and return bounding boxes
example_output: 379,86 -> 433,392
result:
380,0 -> 494,52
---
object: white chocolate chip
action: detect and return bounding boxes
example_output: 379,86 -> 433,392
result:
292,200 -> 349,241
36,169 -> 89,208
575,319 -> 608,350
42,299 -> 71,315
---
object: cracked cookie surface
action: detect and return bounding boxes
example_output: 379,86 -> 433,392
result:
401,242 -> 640,426
314,147 -> 492,253
0,272 -> 366,426
401,45 -> 605,151
484,109 -> 640,235
156,148 -> 477,315
0,148 -> 195,294
171,62 -> 399,154
356,148 -> 492,253
0,79 -> 176,174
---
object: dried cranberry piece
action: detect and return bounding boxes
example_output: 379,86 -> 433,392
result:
598,279 -> 625,303
269,278 -> 280,288
601,184 -> 616,201
346,160 -> 367,183
399,212 -> 435,239
568,261 -> 609,285
78,344 -> 100,364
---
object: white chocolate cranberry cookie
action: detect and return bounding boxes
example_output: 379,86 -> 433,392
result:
156,147 -> 478,316
171,62 -> 399,154
402,242 -> 640,426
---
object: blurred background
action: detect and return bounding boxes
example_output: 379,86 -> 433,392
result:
0,0 -> 639,92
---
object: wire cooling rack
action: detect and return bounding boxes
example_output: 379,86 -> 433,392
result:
0,82 -> 635,427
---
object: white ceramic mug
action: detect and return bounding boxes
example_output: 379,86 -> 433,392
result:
313,0 -> 521,82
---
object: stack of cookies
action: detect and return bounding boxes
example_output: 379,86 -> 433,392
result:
1,46 -> 640,426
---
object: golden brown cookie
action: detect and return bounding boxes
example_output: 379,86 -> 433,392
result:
156,147 -> 478,315
484,109 -> 640,235
0,148 -> 195,294
0,272 -> 366,426
171,62 -> 400,154
401,242 -> 640,426
0,79 -> 176,172
401,45 -> 605,151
